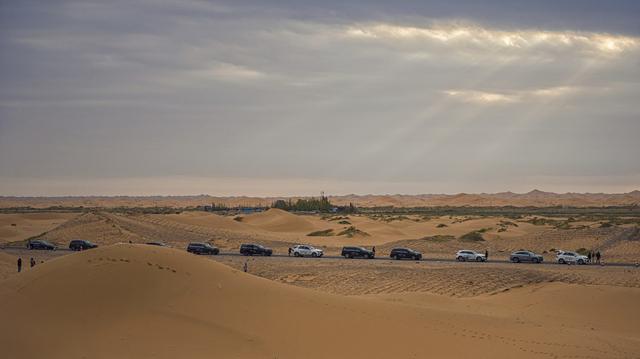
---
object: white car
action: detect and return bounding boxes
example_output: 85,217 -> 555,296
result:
292,245 -> 323,257
456,250 -> 486,262
556,251 -> 589,265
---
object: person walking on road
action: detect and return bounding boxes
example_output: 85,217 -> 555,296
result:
596,251 -> 601,264
485,250 -> 489,261
372,246 -> 376,255
17,257 -> 22,273
243,260 -> 248,273
587,251 -> 592,264
288,247 -> 292,257
30,257 -> 36,268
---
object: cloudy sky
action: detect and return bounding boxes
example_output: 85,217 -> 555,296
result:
1,0 -> 639,196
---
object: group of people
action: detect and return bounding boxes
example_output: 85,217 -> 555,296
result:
588,251 -> 602,264
16,257 -> 37,273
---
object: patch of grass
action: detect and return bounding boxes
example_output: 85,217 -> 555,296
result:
422,235 -> 455,242
459,231 -> 485,242
307,229 -> 335,237
337,226 -> 369,238
476,227 -> 493,233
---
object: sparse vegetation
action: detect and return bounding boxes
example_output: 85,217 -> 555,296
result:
233,216 -> 243,222
337,226 -> 369,238
436,223 -> 448,228
307,229 -> 335,237
337,220 -> 351,225
422,235 -> 455,242
459,231 -> 485,242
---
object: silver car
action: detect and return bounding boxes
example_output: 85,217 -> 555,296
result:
556,251 -> 589,265
456,250 -> 486,262
292,244 -> 323,257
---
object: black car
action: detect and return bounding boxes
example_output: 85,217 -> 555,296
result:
341,246 -> 374,259
390,247 -> 422,260
510,250 -> 544,263
69,239 -> 98,251
28,240 -> 56,250
187,242 -> 219,255
240,244 -> 273,256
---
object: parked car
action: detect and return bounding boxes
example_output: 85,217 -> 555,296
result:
556,251 -> 589,265
390,248 -> 422,260
291,245 -> 323,257
28,240 -> 56,250
456,250 -> 486,262
240,243 -> 273,256
510,250 -> 543,263
187,242 -> 219,255
145,241 -> 167,247
69,239 -> 98,251
341,246 -> 375,259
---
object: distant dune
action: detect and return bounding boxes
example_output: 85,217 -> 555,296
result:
1,244 -> 638,358
1,189 -> 640,208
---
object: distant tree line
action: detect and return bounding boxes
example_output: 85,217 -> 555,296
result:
271,195 -> 357,213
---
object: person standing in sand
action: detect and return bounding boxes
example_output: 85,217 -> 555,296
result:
288,247 -> 292,256
372,246 -> 376,255
17,258 -> 22,273
485,250 -> 489,260
596,251 -> 601,264
30,257 -> 35,268
588,251 -> 592,263
243,260 -> 248,273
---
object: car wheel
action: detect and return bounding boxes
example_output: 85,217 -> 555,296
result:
476,257 -> 483,262
512,258 -> 520,263
456,256 -> 463,262
294,252 -> 300,257
415,255 -> 421,260
559,258 -> 565,264
312,252 -> 318,257
532,258 -> 539,263
578,259 -> 584,265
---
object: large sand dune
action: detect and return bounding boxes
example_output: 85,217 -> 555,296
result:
1,245 -> 638,358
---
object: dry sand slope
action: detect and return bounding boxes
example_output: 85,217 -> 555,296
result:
1,245 -> 639,359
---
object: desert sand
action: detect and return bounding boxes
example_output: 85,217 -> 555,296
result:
1,244 -> 638,359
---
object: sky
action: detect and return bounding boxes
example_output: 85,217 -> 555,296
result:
1,0 -> 639,196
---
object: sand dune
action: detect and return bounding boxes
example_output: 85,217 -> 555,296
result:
240,208 -> 320,233
1,244 -> 638,358
0,213 -> 79,244
2,190 -> 639,208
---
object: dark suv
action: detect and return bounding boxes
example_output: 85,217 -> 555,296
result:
187,243 -> 219,255
69,239 -> 98,251
390,247 -> 422,260
510,250 -> 543,263
341,246 -> 374,259
240,244 -> 273,256
28,240 -> 56,250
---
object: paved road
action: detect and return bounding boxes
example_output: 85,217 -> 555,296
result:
2,246 -> 638,268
